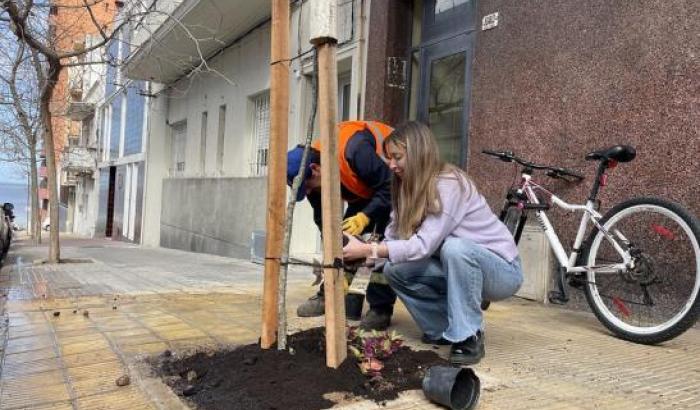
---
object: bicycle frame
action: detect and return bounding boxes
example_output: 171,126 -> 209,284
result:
518,173 -> 631,275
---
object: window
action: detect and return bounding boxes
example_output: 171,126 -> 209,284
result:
81,116 -> 93,147
170,121 -> 187,176
109,95 -> 122,159
105,39 -> 119,97
435,0 -> 469,14
250,92 -> 270,176
338,74 -> 351,121
123,83 -> 145,156
422,0 -> 475,42
427,51 -> 466,165
200,112 -> 208,174
101,105 -> 111,161
217,105 -> 226,173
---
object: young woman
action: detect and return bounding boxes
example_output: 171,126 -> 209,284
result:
343,121 -> 523,365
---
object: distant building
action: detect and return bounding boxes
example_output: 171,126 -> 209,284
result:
44,0 -> 117,233
52,1 -> 152,243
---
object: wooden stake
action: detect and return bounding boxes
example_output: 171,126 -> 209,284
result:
261,0 -> 290,349
317,41 -> 347,368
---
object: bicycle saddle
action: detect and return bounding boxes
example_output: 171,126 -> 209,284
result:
585,145 -> 636,163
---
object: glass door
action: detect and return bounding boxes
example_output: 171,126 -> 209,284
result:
417,32 -> 475,166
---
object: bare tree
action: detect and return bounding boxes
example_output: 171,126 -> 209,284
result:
0,0 -> 162,262
0,41 -> 43,242
1,0 -> 244,261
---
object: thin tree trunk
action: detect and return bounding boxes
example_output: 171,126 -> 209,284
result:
29,141 -> 41,244
28,49 -> 44,244
41,60 -> 62,263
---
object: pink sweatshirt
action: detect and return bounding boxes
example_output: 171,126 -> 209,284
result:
384,173 -> 519,263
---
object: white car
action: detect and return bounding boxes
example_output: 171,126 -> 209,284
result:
42,217 -> 51,231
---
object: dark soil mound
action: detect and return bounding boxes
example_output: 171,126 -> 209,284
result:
153,327 -> 448,410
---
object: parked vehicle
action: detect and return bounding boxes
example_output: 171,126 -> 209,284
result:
1,202 -> 14,260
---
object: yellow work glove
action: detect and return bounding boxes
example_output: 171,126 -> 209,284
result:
342,212 -> 370,236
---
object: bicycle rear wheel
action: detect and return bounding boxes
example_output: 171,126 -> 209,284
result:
583,197 -> 700,344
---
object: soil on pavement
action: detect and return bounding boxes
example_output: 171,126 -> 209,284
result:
153,327 -> 449,410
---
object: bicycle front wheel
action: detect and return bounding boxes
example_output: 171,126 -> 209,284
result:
583,197 -> 700,344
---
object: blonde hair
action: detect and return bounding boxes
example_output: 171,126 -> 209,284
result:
383,121 -> 471,239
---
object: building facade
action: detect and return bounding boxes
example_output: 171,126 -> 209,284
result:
57,2 -> 151,243
127,0 -> 362,259
91,26 -> 150,242
125,0 -> 698,292
43,0 -> 117,233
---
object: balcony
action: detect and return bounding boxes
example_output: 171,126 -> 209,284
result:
66,94 -> 95,121
61,170 -> 78,187
66,75 -> 95,121
125,0 -> 270,83
62,147 -> 95,175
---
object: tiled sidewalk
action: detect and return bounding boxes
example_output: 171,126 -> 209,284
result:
1,237 -> 698,409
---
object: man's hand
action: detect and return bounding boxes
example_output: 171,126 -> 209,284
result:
342,212 -> 370,235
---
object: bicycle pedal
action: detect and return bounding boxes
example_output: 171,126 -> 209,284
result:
548,291 -> 569,305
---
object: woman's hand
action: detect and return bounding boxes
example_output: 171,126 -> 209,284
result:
342,233 -> 371,261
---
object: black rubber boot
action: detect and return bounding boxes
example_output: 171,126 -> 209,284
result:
297,293 -> 365,320
359,308 -> 392,331
296,294 -> 325,317
345,294 -> 364,321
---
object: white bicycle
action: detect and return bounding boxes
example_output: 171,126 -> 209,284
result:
483,145 -> 699,344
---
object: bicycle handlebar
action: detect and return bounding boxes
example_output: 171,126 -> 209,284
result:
482,149 -> 585,182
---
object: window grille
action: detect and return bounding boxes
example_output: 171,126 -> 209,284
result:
217,105 -> 226,173
171,122 -> 187,176
250,92 -> 270,176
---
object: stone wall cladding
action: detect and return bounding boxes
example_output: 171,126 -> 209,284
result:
468,0 -> 699,243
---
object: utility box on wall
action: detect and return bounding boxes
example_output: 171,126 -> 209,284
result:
516,225 -> 553,303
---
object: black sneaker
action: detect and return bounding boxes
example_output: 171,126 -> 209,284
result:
421,333 -> 451,345
449,331 -> 485,366
359,309 -> 392,331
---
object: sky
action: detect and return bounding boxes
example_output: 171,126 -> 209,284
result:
0,161 -> 26,184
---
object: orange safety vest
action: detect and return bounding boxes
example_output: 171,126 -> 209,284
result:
311,120 -> 393,199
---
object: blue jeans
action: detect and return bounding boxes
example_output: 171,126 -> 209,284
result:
384,237 -> 523,342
